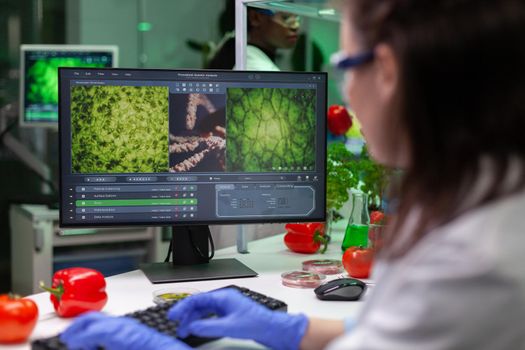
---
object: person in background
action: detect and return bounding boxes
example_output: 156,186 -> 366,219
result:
207,7 -> 300,70
60,0 -> 525,349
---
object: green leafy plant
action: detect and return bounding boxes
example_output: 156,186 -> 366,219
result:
326,142 -> 358,215
357,145 -> 389,210
326,142 -> 388,220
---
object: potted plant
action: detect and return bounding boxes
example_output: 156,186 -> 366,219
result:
326,142 -> 388,234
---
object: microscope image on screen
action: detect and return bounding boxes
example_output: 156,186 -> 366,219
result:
168,93 -> 226,173
27,58 -> 106,108
226,88 -> 316,173
20,45 -> 117,126
70,85 -> 169,174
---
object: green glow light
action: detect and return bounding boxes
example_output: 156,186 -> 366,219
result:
318,8 -> 336,16
137,22 -> 152,32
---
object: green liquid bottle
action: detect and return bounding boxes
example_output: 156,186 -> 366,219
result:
342,224 -> 369,251
341,192 -> 370,252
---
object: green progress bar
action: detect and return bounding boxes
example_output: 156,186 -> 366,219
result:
76,199 -> 198,207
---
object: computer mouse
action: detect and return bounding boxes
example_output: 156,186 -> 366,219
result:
314,278 -> 366,301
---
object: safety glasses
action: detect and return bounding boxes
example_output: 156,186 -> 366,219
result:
253,8 -> 301,28
329,50 -> 375,104
273,12 -> 301,28
330,50 -> 375,71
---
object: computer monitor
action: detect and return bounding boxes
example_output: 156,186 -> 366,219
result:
58,67 -> 327,283
20,45 -> 118,128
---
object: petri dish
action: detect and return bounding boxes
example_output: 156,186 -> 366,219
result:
302,259 -> 344,275
152,287 -> 200,304
281,271 -> 326,289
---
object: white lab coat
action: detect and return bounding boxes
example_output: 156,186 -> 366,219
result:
328,183 -> 525,349
245,45 -> 280,71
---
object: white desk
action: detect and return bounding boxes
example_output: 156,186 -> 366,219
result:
3,229 -> 367,350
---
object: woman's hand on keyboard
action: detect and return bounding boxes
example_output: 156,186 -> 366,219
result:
60,312 -> 191,350
167,288 -> 308,350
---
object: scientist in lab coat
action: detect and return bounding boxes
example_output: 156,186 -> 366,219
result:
61,0 -> 525,349
207,7 -> 300,71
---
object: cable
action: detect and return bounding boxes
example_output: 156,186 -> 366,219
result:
164,227 -> 215,263
164,237 -> 173,263
0,119 -> 17,144
35,173 -> 58,196
189,232 -> 206,260
189,228 -> 215,261
208,229 -> 215,260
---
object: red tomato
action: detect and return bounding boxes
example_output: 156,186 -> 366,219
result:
0,294 -> 39,344
370,210 -> 385,225
342,247 -> 374,278
327,105 -> 352,136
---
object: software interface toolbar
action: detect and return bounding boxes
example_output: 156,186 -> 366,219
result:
59,68 -> 327,227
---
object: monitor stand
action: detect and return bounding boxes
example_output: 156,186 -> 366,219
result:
140,225 -> 258,284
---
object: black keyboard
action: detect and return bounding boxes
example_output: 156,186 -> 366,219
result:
31,285 -> 287,350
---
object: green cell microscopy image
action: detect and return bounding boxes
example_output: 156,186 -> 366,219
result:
71,85 -> 169,173
27,58 -> 107,105
226,88 -> 316,172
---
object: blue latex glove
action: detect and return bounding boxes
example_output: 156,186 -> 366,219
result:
167,288 -> 309,350
60,312 -> 191,350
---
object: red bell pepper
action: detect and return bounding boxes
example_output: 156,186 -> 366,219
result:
284,222 -> 328,254
40,267 -> 108,318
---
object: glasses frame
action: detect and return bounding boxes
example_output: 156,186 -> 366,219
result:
272,13 -> 301,28
330,50 -> 375,71
253,8 -> 300,28
329,50 -> 375,105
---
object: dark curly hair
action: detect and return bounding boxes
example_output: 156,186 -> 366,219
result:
343,0 -> 525,257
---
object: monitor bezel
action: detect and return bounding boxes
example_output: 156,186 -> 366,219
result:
19,44 -> 119,129
58,67 -> 327,229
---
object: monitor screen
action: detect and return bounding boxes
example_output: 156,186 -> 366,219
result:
58,67 -> 327,282
20,45 -> 118,128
